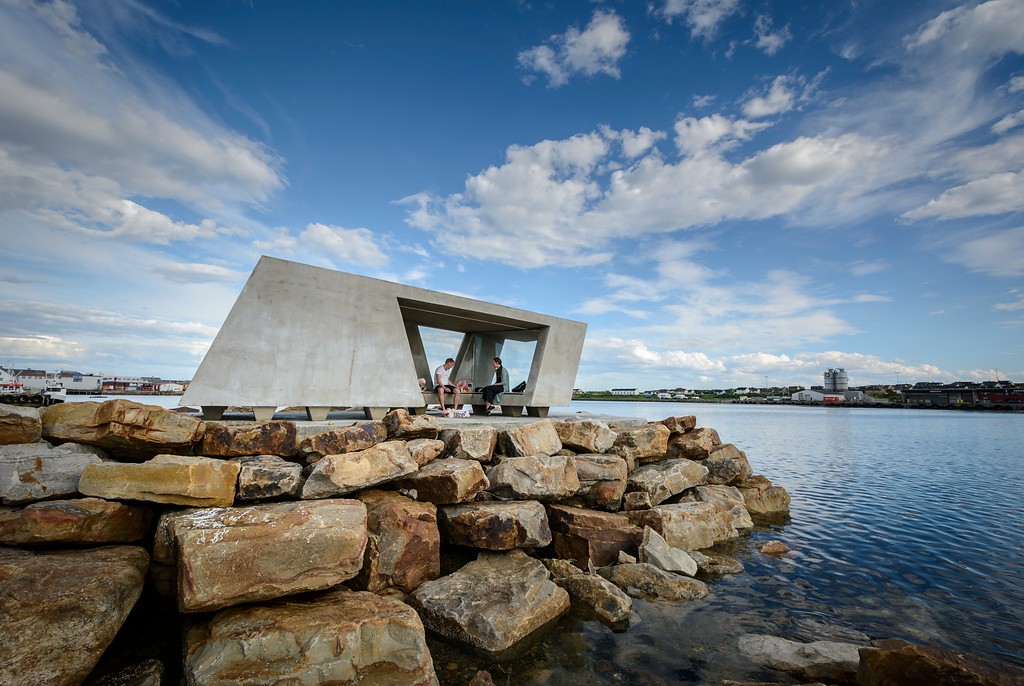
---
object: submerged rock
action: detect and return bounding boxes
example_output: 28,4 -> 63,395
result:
857,638 -> 1024,686
597,562 -> 709,602
738,633 -> 861,685
558,573 -> 634,630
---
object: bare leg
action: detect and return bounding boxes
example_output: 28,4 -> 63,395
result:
437,387 -> 447,410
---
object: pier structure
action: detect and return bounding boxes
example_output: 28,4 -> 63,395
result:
181,257 -> 587,420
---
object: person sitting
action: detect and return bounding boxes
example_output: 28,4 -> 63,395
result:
433,357 -> 460,413
480,357 -> 509,416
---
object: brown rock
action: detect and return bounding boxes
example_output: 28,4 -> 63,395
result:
296,421 -> 387,462
84,659 -> 164,686
498,419 -> 562,457
1,441 -> 108,505
623,491 -> 652,510
0,403 -> 41,445
170,498 -> 367,612
184,588 -> 438,685
597,562 -> 709,602
665,426 -> 721,460
79,454 -> 240,507
0,497 -> 151,545
568,454 -> 628,511
858,638 -> 1024,686
201,420 -> 298,457
41,399 -> 204,460
739,474 -> 792,514
704,443 -> 754,485
486,454 -> 580,502
559,573 -> 633,630
612,424 -> 670,466
626,458 -> 709,505
678,484 -> 754,530
407,438 -> 446,467
626,502 -> 740,550
439,500 -> 552,549
759,540 -> 790,555
352,490 -> 440,594
690,549 -> 745,576
384,408 -> 439,440
391,458 -> 489,504
548,505 -> 642,567
412,550 -> 570,657
235,454 -> 303,501
301,440 -> 418,498
0,546 -> 149,686
554,419 -> 617,453
658,415 -> 697,435
439,426 -> 498,462
541,557 -> 585,581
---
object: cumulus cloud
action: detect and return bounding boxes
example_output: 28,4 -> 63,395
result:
742,75 -> 797,118
518,10 -> 630,88
902,171 -> 1024,220
299,223 -> 389,266
752,15 -> 791,56
619,127 -> 667,158
658,0 -> 741,40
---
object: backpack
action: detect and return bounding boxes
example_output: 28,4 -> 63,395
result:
511,381 -> 527,393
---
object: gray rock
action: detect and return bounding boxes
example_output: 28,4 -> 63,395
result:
677,484 -> 754,530
626,502 -> 740,550
301,440 -> 417,498
612,424 -> 670,466
569,453 -> 627,511
391,458 -> 489,504
486,454 -> 579,502
738,474 -> 792,514
704,443 -> 754,485
638,526 -> 698,577
626,458 -> 708,506
597,562 -> 709,602
1,441 -> 108,504
554,419 -> 616,454
498,419 -> 562,457
235,454 -> 303,501
559,573 -> 633,630
665,427 -> 720,460
440,426 -> 498,462
738,633 -> 861,685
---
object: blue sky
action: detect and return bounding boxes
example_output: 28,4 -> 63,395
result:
1,0 -> 1022,390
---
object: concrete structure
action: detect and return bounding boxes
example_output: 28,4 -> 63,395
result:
181,256 -> 587,420
823,368 -> 849,392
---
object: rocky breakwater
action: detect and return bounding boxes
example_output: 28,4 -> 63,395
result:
0,399 -> 798,685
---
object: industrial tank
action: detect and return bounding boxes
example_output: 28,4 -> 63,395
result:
824,368 -> 849,392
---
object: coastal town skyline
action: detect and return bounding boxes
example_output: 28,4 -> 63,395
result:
1,1 -> 1022,390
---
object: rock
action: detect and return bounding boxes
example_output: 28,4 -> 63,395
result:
612,424 -> 670,466
439,426 -> 498,462
738,474 -> 792,514
618,550 -> 637,564
407,438 -> 445,466
597,562 -> 709,602
201,420 -> 299,458
665,426 -> 721,460
391,458 -> 489,504
738,633 -> 861,685
235,454 -> 303,501
559,573 -> 633,630
626,502 -> 740,550
678,484 -> 754,530
438,500 -> 552,549
0,441 -> 108,504
84,659 -> 164,686
301,440 -> 417,498
184,588 -> 438,685
352,490 -> 440,594
498,419 -> 562,457
554,419 -> 616,454
704,443 -> 754,485
623,491 -> 652,510
384,408 -> 439,440
639,526 -> 698,576
568,454 -> 628,511
486,454 -> 579,502
857,638 -> 1024,686
0,497 -> 151,545
0,403 -> 41,445
759,540 -> 790,555
296,421 -> 387,462
658,415 -> 696,435
548,505 -> 643,567
0,546 -> 149,686
79,455 -> 240,507
468,670 -> 494,686
412,549 -> 570,657
626,458 -> 709,506
169,499 -> 367,612
541,557 -> 585,581
689,550 -> 744,576
41,399 -> 204,460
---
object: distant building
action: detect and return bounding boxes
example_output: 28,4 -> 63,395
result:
824,368 -> 849,392
902,383 -> 1023,408
610,388 -> 639,396
792,390 -> 845,403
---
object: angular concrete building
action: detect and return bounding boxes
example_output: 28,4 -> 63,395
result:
181,256 -> 587,420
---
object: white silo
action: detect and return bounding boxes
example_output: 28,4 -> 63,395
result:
824,368 -> 849,391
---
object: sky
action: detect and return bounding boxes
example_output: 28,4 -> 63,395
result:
1,0 -> 1023,391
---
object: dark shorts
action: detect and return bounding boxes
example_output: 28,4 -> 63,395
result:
434,384 -> 457,392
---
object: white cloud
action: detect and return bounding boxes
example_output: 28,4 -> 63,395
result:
904,0 -> 1024,56
300,223 -> 389,266
850,260 -> 888,276
692,94 -> 716,108
742,75 -> 796,118
943,227 -> 1024,277
518,10 -> 630,88
587,337 -> 726,372
752,15 -> 791,56
992,110 -> 1024,135
1009,76 -> 1024,92
994,293 -> 1024,311
673,114 -> 770,155
619,127 -> 666,158
152,262 -> 246,284
658,0 -> 741,40
902,171 -> 1024,220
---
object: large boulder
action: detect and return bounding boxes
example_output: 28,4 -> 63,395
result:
391,458 -> 489,504
704,443 -> 754,485
557,573 -> 633,631
554,419 -> 617,454
0,497 -> 152,545
486,454 -> 580,502
407,438 -> 445,467
79,454 -> 240,507
0,403 -> 41,445
0,545 -> 149,686
0,441 -> 108,504
658,415 -> 696,435
201,420 -> 299,458
301,440 -> 418,499
384,409 -> 439,440
184,588 -> 438,686
678,485 -> 754,530
638,525 -> 698,577
548,505 -> 643,567
738,633 -> 861,685
498,419 -> 562,457
352,490 -> 440,594
438,500 -> 552,550
412,550 -> 570,657
41,399 -> 204,460
439,426 -> 498,462
665,426 -> 720,460
857,638 -> 1024,686
296,421 -> 387,462
626,458 -> 709,506
568,454 -> 628,511
738,474 -> 792,514
167,499 -> 367,612
234,454 -> 303,501
597,562 -> 709,602
612,424 -> 671,467
626,502 -> 740,550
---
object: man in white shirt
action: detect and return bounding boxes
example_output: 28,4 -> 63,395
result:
433,357 -> 460,413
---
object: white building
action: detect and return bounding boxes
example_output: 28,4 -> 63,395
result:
792,390 -> 845,403
159,382 -> 185,393
610,388 -> 639,396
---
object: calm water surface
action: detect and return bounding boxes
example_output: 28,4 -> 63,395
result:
431,401 -> 1024,685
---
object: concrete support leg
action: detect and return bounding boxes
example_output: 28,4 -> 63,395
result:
363,407 -> 389,420
252,406 -> 277,421
501,405 -> 524,417
306,406 -> 330,421
201,406 -> 226,420
526,406 -> 549,418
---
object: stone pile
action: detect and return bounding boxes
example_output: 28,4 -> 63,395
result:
0,399 -> 791,686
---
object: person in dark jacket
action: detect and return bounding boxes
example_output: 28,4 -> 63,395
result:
480,357 -> 509,416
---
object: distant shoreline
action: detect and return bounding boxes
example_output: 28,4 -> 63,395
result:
573,397 -> 1023,412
